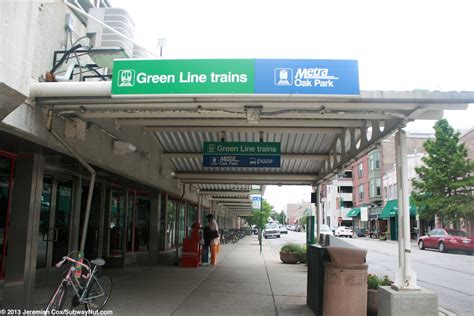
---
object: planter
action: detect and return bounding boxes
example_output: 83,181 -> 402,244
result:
299,254 -> 307,264
279,251 -> 299,264
367,288 -> 378,316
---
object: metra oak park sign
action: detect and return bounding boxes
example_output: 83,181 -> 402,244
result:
112,59 -> 359,96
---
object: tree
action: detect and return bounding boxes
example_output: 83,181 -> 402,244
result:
412,119 -> 474,227
277,210 -> 287,224
270,210 -> 279,222
248,198 -> 273,229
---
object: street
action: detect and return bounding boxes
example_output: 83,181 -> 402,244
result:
265,230 -> 474,316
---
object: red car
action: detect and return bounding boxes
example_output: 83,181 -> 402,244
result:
418,228 -> 473,255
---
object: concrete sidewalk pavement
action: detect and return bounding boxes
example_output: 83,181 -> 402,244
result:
33,236 -> 313,315
31,236 -> 456,315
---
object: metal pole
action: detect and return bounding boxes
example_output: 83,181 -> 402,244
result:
395,129 -> 419,290
47,110 -> 96,255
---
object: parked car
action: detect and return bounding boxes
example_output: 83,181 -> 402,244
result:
279,225 -> 288,234
295,225 -> 305,232
418,228 -> 473,254
335,226 -> 353,238
263,222 -> 280,239
317,224 -> 334,236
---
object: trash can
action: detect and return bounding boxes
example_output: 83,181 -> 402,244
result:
322,246 -> 368,316
306,244 -> 329,316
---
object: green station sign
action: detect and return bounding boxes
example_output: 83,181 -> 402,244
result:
203,142 -> 280,155
202,142 -> 281,168
112,59 -> 254,96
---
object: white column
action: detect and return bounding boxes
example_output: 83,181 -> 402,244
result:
395,132 -> 405,270
394,129 -> 419,290
316,187 -> 321,244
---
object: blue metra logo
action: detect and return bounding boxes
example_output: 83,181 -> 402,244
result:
274,68 -> 293,86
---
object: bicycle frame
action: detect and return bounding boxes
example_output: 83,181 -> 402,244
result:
54,256 -> 105,305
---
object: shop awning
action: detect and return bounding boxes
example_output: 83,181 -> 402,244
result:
380,199 -> 417,219
347,207 -> 360,217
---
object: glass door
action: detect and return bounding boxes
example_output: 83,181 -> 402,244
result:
80,184 -> 101,260
51,181 -> 73,266
125,190 -> 151,253
37,177 -> 52,270
135,194 -> 150,252
0,152 -> 15,279
109,190 -> 125,257
37,177 -> 74,272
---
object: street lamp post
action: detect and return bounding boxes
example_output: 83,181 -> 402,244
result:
157,38 -> 167,57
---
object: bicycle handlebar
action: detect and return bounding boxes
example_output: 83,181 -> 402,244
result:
56,256 -> 91,274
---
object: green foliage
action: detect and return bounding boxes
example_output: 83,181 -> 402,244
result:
277,210 -> 287,224
299,216 -> 307,225
280,243 -> 302,253
270,210 -> 279,221
412,119 -> 474,227
297,244 -> 307,262
248,198 -> 273,229
367,274 -> 392,290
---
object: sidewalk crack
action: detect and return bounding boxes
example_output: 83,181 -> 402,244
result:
262,249 -> 279,316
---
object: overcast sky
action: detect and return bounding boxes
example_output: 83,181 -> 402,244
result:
111,0 -> 474,211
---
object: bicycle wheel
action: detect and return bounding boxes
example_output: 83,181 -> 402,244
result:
85,274 -> 112,311
45,282 -> 68,313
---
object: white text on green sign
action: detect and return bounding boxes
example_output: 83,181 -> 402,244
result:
203,142 -> 280,155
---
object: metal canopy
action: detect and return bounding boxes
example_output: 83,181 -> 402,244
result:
32,82 -> 474,216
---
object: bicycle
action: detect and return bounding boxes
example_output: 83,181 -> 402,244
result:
45,251 -> 112,314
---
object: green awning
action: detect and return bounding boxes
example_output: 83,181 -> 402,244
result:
347,207 -> 360,217
380,199 -> 417,219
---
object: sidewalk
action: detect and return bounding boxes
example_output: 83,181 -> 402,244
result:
31,235 -> 456,315
33,236 -> 313,316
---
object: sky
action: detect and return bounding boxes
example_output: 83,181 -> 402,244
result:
111,0 -> 474,211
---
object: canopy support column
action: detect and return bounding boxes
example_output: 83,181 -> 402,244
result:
394,129 -> 419,290
315,187 -> 321,244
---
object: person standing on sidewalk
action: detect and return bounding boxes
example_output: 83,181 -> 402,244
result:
207,214 -> 220,266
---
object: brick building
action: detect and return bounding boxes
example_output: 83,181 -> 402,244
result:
348,132 -> 432,238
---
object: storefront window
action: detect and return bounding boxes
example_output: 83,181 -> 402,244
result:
0,153 -> 15,278
167,199 -> 177,249
159,193 -> 166,251
178,203 -> 185,245
187,204 -> 197,235
201,208 -> 209,225
126,191 -> 136,252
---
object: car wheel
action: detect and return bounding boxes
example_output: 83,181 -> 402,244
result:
349,236 -> 352,238
439,242 -> 447,253
464,251 -> 473,256
418,240 -> 425,250
277,235 -> 280,238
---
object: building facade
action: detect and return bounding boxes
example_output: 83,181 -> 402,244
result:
348,132 -> 433,238
319,171 -> 353,228
0,1 -> 244,308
